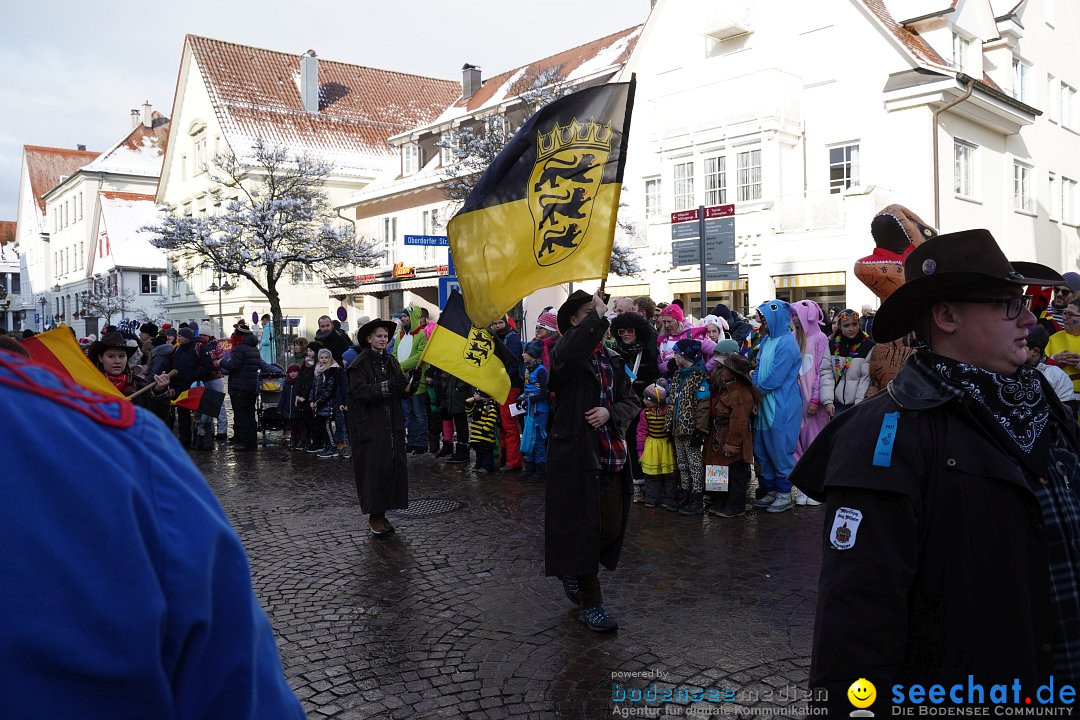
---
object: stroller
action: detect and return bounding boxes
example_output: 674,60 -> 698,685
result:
257,368 -> 286,445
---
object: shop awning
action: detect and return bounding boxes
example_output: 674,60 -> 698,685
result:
669,278 -> 748,293
351,276 -> 439,294
605,282 -> 651,296
772,271 -> 846,289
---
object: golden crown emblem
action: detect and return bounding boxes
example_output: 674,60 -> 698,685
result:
536,118 -> 612,162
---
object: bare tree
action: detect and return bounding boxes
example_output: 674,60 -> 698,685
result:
82,287 -> 136,327
144,139 -> 380,362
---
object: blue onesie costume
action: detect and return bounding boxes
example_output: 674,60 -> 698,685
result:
751,299 -> 802,494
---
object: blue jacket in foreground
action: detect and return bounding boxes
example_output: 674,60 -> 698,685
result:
0,349 -> 304,720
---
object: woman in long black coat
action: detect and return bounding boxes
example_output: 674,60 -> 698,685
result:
346,319 -> 415,536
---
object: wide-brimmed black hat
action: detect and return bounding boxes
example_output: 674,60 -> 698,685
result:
88,331 -> 137,365
873,228 -> 1063,343
357,318 -> 397,348
557,290 -> 610,334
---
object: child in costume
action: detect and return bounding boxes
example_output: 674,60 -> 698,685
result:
636,383 -> 677,509
750,300 -> 803,513
517,340 -> 549,483
278,364 -> 307,450
791,300 -> 833,506
465,389 -> 499,473
703,353 -> 759,517
664,338 -> 711,515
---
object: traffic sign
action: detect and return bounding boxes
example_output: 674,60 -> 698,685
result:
672,240 -> 701,265
404,234 -> 449,246
705,264 -> 741,280
438,276 -> 461,307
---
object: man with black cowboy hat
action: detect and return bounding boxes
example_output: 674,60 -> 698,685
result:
546,289 -> 641,632
792,229 -> 1080,712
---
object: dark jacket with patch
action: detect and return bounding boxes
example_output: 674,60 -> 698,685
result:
791,358 -> 1078,714
545,310 -> 641,578
346,348 -> 410,515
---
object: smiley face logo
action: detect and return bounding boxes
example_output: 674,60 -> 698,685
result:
848,678 -> 876,710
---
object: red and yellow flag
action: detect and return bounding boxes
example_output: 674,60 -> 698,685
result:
21,324 -> 124,398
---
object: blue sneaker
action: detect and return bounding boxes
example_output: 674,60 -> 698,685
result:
579,605 -> 618,632
317,447 -> 339,459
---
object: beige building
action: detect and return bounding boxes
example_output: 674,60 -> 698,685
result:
154,34 -> 460,340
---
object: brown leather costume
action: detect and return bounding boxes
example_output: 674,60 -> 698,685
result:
853,205 -> 937,396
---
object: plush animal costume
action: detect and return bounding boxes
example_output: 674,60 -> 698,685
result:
792,300 -> 833,460
853,204 -> 937,395
751,300 -> 802,495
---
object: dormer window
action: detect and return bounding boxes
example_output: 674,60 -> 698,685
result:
952,31 -> 973,73
402,143 -> 420,176
1011,57 -> 1030,103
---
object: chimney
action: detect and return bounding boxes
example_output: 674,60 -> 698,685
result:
130,108 -> 140,128
77,145 -> 86,151
142,101 -> 153,129
300,50 -> 319,113
462,63 -> 482,100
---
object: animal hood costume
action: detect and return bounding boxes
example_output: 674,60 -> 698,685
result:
752,300 -> 802,491
792,300 -> 833,459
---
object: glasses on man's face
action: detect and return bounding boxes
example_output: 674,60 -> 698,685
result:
1064,311 -> 1080,320
1056,287 -> 1072,294
953,295 -> 1032,320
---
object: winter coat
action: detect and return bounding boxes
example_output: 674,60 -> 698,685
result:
277,382 -> 303,420
395,306 -> 428,395
702,376 -> 755,466
346,348 -> 410,515
196,336 -> 224,381
520,361 -> 549,413
493,326 -> 524,388
150,343 -> 175,376
828,334 -> 874,407
665,366 -> 710,438
169,341 -> 211,392
294,361 -> 317,413
466,396 -> 499,446
609,311 -> 659,398
223,335 -> 279,393
656,323 -> 693,374
259,321 -> 275,365
313,328 -> 351,365
545,309 -> 641,579
791,358 -> 1077,714
311,365 -> 341,417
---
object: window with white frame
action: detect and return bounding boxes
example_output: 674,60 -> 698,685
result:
77,192 -> 83,220
737,149 -> 762,202
1061,83 -> 1076,129
439,132 -> 454,166
193,133 -> 208,173
1063,177 -> 1079,225
704,156 -> 727,206
645,177 -> 662,218
952,31 -> 973,73
673,161 -> 695,211
402,143 -> 420,175
140,273 -> 159,294
829,143 -> 860,194
1050,173 -> 1059,220
79,242 -> 83,270
1012,57 -> 1030,103
383,216 -> 398,263
1048,74 -> 1058,123
1013,162 -> 1034,213
953,140 -> 976,198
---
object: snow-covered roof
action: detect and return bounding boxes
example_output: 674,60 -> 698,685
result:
84,112 -> 170,177
431,25 -> 642,126
98,192 -> 167,270
186,35 -> 462,178
22,145 -> 100,214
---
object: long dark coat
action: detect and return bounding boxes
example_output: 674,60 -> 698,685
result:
346,348 -> 409,515
545,310 -> 641,578
792,358 -> 1080,714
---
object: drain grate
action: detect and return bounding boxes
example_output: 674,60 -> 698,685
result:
397,497 -> 466,518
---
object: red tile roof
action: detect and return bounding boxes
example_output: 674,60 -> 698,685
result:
186,35 -> 461,174
85,112 -> 170,176
0,221 -> 15,247
453,26 -> 642,114
23,145 -> 100,214
860,0 -> 948,66
99,191 -> 156,202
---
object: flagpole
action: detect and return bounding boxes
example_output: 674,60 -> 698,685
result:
126,369 -> 178,400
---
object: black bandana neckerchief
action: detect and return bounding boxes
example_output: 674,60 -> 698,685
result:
918,350 -> 1051,464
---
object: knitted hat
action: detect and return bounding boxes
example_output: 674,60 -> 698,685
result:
672,338 -> 703,362
287,364 -> 301,373
139,322 -> 158,336
1062,272 -> 1080,292
643,383 -> 667,405
163,327 -> 177,337
715,339 -> 740,355
536,308 -> 558,333
522,339 -> 543,359
660,303 -> 684,323
178,328 -> 195,340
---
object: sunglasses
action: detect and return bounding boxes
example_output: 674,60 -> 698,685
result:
951,295 -> 1032,320
1055,287 -> 1072,294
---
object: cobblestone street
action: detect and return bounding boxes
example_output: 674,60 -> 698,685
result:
195,440 -> 824,719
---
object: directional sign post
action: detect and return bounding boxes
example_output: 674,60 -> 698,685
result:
671,205 -> 737,317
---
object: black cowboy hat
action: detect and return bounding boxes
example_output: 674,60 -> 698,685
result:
87,331 -> 137,365
556,289 -> 610,334
356,318 -> 398,348
872,228 -> 1063,343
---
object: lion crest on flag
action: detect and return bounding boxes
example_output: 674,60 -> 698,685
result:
463,327 -> 495,368
528,118 -> 611,267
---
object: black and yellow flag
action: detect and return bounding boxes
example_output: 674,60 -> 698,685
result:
420,291 -> 511,404
448,80 -> 635,326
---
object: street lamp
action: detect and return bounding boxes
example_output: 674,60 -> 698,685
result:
38,296 -> 48,331
206,269 -> 235,338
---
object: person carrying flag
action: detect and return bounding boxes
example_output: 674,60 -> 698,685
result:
546,289 -> 641,632
87,331 -> 172,414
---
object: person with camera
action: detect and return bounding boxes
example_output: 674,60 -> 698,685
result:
347,318 -> 420,536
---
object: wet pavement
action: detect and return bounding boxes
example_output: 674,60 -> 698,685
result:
194,438 -> 825,719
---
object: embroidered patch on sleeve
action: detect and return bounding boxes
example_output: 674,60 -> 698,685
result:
830,507 -> 863,550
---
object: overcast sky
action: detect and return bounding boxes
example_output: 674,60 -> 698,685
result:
0,0 -> 649,221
